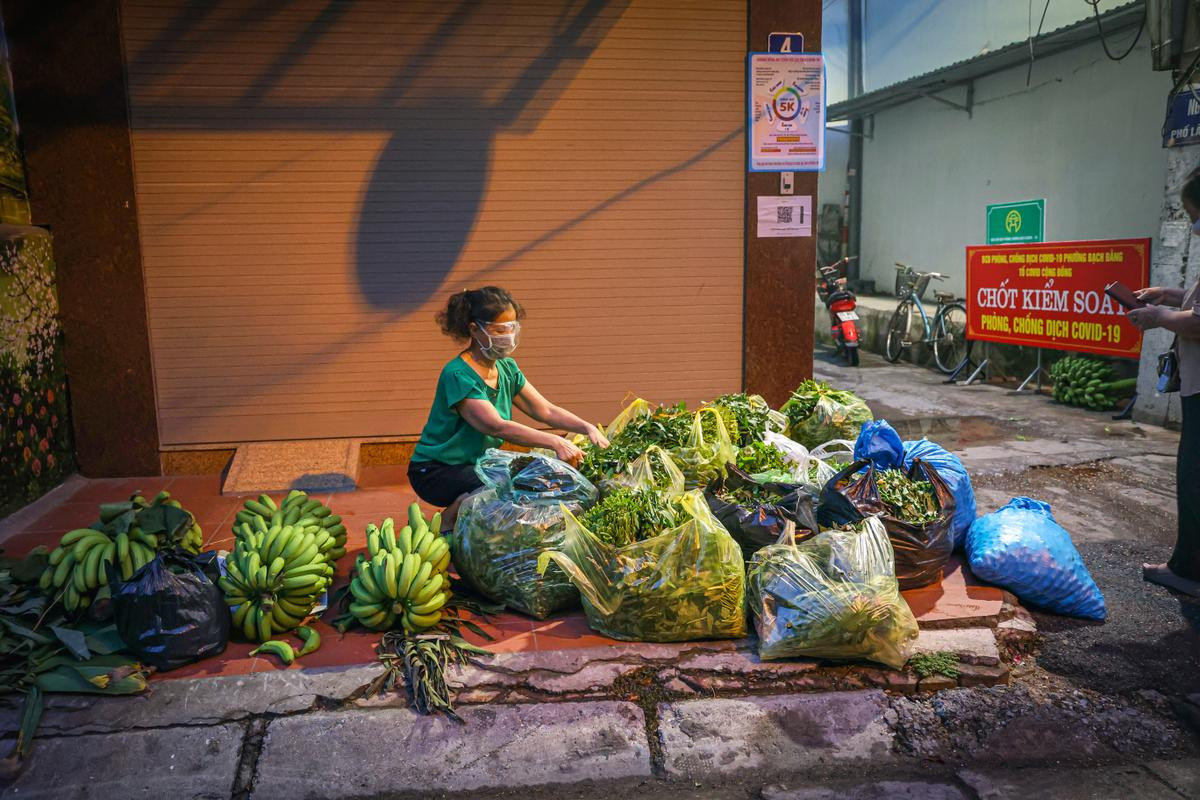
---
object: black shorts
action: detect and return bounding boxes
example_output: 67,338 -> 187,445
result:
407,460 -> 484,508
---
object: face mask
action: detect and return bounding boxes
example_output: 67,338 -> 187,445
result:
473,320 -> 520,359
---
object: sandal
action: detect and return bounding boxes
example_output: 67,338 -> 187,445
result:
1142,563 -> 1200,598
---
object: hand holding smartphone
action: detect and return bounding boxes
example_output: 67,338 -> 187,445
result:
1104,281 -> 1146,311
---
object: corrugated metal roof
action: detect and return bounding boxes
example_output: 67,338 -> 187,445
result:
828,2 -> 1144,121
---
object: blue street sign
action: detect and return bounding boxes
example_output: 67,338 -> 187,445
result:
1164,88 -> 1200,148
768,32 -> 804,53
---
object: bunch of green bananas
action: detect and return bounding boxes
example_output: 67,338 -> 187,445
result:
222,507 -> 339,642
1050,356 -> 1138,411
99,490 -> 204,554
234,491 -> 347,561
39,526 -> 160,612
348,504 -> 452,633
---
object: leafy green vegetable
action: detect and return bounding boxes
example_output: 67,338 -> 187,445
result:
781,380 -> 873,449
908,650 -> 960,679
706,393 -> 772,447
579,488 -> 681,548
736,440 -> 789,476
715,482 -> 786,508
806,458 -> 849,485
876,469 -> 938,525
0,551 -> 148,760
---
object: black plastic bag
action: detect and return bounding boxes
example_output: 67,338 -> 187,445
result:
823,459 -> 955,590
705,464 -> 820,557
111,550 -> 230,671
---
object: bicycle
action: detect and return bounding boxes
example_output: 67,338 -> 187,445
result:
884,263 -> 970,374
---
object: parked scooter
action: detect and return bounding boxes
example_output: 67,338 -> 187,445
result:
817,256 -> 860,367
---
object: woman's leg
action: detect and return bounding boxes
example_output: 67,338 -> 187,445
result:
1170,393 -> 1200,579
1144,393 -> 1200,596
407,461 -> 484,525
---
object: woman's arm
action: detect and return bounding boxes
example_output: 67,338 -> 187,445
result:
457,397 -> 585,465
513,382 -> 610,447
1128,305 -> 1200,339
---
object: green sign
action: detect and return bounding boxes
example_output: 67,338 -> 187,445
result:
986,199 -> 1045,245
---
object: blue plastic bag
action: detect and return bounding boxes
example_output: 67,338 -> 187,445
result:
853,420 -> 976,547
966,497 -> 1106,620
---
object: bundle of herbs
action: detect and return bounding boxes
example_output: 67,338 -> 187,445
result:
579,488 -> 681,548
705,464 -> 817,557
875,469 -> 938,525
714,481 -> 786,508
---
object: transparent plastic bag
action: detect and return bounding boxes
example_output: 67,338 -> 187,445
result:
601,445 -> 686,497
763,432 -> 854,488
475,448 -> 598,505
451,488 -> 582,619
781,381 -> 873,449
748,518 -> 919,669
674,406 -> 736,490
538,490 -> 747,642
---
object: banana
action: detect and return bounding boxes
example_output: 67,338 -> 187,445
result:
367,527 -> 382,556
255,605 -> 272,642
430,511 -> 442,533
282,504 -> 301,526
64,584 -> 80,612
98,542 -> 117,585
60,528 -> 102,547
282,563 -> 330,580
380,552 -> 398,598
408,503 -> 424,531
259,494 -> 278,513
250,639 -> 294,665
350,579 -> 380,604
409,572 -> 444,605
408,591 -> 448,616
357,560 -> 383,597
323,514 -> 343,529
115,532 -> 130,568
48,546 -> 68,567
411,529 -> 432,560
328,547 -> 347,561
267,556 -> 286,585
396,552 -> 418,600
244,499 -> 274,519
397,524 -> 413,555
276,597 -> 314,618
296,626 -> 321,657
284,489 -> 306,507
270,603 -> 303,631
404,609 -> 441,632
255,565 -> 269,591
309,503 -> 332,519
242,602 -> 259,640
81,544 -> 106,591
232,602 -> 252,630
53,551 -> 77,588
405,561 -> 433,602
38,569 -> 53,592
281,573 -> 324,591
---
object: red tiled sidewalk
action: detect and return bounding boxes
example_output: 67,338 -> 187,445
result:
0,466 -> 1004,681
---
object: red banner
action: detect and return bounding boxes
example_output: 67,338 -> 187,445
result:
965,238 -> 1151,359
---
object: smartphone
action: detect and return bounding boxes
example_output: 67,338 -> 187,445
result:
1104,281 -> 1146,310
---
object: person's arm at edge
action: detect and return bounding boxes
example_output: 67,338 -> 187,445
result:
513,382 -> 609,447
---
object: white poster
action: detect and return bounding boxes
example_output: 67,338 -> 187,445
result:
757,196 -> 812,238
749,53 -> 825,172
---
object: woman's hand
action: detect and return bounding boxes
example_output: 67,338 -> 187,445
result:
551,437 -> 585,467
1128,304 -> 1170,331
1135,287 -> 1169,305
585,425 -> 610,449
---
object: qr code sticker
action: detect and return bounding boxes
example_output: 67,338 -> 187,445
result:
776,205 -> 793,224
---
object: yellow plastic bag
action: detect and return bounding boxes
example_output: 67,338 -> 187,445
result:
537,491 -> 747,642
601,445 -> 686,497
748,518 -> 919,669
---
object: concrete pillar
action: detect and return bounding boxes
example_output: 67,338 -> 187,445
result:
1135,144 -> 1200,426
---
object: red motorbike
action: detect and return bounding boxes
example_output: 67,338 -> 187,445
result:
817,256 -> 860,367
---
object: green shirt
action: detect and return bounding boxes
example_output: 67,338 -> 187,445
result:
412,356 -> 527,465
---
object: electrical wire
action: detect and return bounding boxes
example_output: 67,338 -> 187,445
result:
1086,0 -> 1146,61
1027,0 -> 1053,86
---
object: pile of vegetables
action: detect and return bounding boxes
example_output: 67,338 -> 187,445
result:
876,469 -> 939,525
579,487 -> 681,547
1050,356 -> 1137,411
736,440 -> 790,476
704,393 -> 778,448
781,380 -> 873,448
713,482 -> 787,509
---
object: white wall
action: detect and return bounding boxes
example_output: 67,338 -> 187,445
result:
862,0 -> 1130,93
859,36 -> 1171,299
